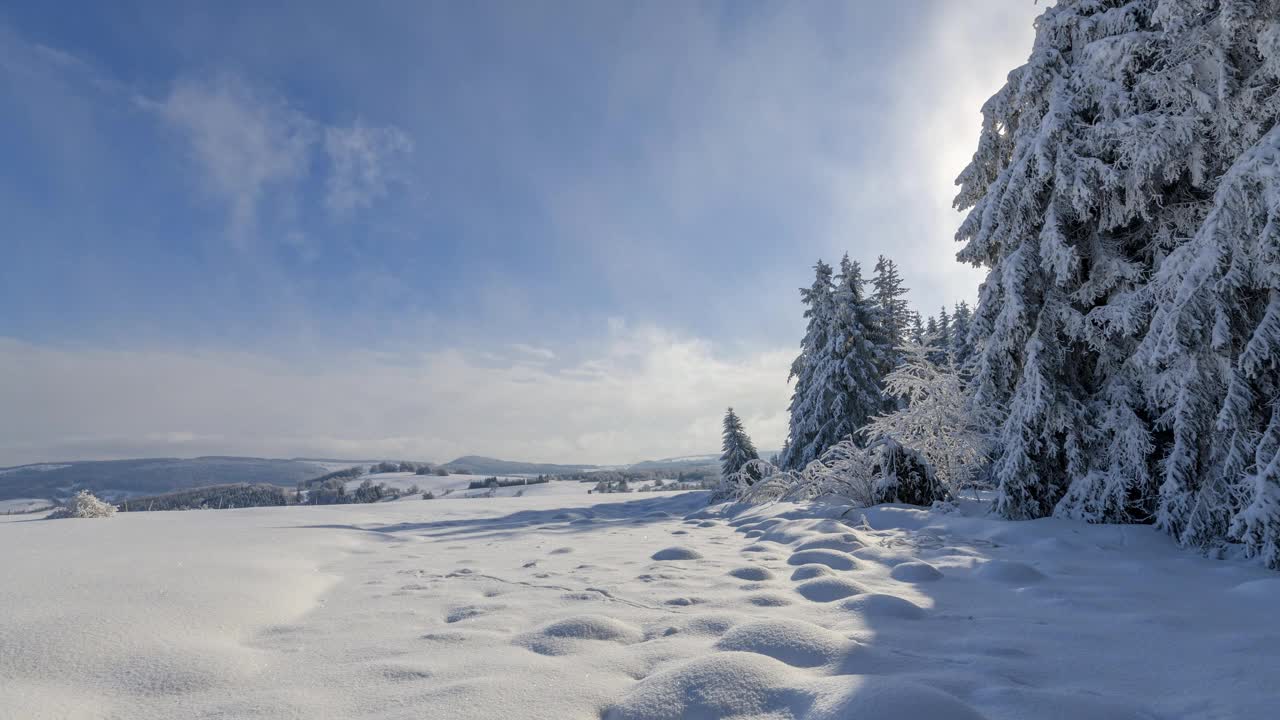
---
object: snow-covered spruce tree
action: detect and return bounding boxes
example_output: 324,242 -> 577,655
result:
822,256 -> 891,443
951,301 -> 974,370
909,312 -> 925,345
779,261 -> 836,469
954,0 -> 1280,523
1141,124 -> 1280,565
720,407 -> 760,481
928,306 -> 952,366
871,255 -> 913,364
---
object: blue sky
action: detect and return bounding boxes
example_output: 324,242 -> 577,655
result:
0,1 -> 1039,466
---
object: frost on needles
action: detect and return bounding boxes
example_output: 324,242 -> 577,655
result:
957,0 -> 1280,566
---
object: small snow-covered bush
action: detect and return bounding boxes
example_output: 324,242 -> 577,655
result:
864,340 -> 989,498
720,439 -> 878,507
48,490 -> 117,519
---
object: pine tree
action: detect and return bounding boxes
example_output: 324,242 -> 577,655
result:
929,306 -> 952,365
958,0 -> 1280,557
871,256 -> 912,360
780,257 -> 889,469
909,313 -> 925,345
951,301 -> 973,369
720,407 -> 760,480
1142,125 -> 1280,562
779,261 -> 836,469
819,256 -> 888,450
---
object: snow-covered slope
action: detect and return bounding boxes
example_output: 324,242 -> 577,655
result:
1,493 -> 1276,719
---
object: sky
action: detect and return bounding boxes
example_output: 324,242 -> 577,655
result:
0,1 -> 1041,467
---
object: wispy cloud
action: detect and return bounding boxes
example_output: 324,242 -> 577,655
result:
510,343 -> 556,362
324,121 -> 414,216
139,74 -> 413,244
148,75 -> 316,244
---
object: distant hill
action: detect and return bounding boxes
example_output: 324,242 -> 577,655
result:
0,457 -> 337,502
443,455 -> 597,476
0,449 -> 784,502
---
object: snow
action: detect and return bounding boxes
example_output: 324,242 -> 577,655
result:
0,464 -> 70,476
1,491 -> 1278,719
0,498 -> 55,514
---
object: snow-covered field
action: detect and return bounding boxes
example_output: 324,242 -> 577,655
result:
0,498 -> 55,514
1,491 -> 1277,719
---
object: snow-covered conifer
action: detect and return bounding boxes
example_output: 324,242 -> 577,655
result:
779,261 -> 836,469
720,407 -> 760,480
871,256 -> 912,362
820,256 -> 889,448
909,313 -> 925,345
950,301 -> 973,369
929,306 -> 952,365
955,0 -> 1260,522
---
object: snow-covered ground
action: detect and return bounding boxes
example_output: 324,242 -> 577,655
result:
0,498 -> 55,514
1,492 -> 1277,719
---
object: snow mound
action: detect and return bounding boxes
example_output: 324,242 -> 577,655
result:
794,533 -> 865,553
697,520 -> 719,528
890,561 -> 943,583
446,604 -> 504,623
727,566 -> 775,581
602,652 -> 985,720
746,593 -> 794,607
651,546 -> 703,561
714,618 -> 847,667
790,565 -> 834,581
760,527 -> 814,545
788,549 -> 857,570
742,543 -> 772,553
602,652 -> 797,720
976,560 -> 1045,584
514,615 -> 644,656
841,594 -> 926,620
657,614 -> 743,638
851,546 -> 918,566
795,577 -> 864,602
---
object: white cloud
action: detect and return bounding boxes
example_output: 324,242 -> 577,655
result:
324,121 -> 413,215
146,75 -> 412,241
0,328 -> 792,466
151,75 -> 316,244
509,343 -> 556,361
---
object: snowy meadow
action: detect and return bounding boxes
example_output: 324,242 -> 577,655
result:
3,489 -> 1277,719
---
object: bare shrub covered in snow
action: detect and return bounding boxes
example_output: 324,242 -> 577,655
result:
47,490 -> 117,519
720,439 -> 878,507
864,340 -> 989,498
